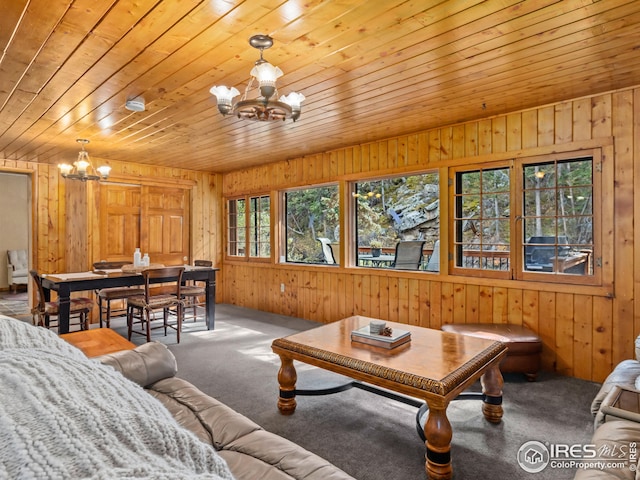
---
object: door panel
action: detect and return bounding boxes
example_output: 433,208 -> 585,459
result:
141,186 -> 189,265
100,184 -> 141,262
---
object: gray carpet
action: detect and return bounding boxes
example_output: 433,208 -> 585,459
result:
110,304 -> 599,480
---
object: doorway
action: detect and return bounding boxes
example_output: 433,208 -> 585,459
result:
0,172 -> 32,320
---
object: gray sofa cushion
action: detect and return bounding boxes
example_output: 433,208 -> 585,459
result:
95,341 -> 177,387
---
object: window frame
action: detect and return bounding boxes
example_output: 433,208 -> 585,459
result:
225,193 -> 272,262
449,148 -> 605,287
281,183 -> 341,266
350,170 -> 441,271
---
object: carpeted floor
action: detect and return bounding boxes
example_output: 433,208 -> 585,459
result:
0,291 -> 30,319
104,304 -> 600,480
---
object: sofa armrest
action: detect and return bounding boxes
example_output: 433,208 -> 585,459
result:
95,341 -> 177,387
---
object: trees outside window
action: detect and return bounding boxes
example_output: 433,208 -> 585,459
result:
452,152 -> 598,283
354,172 -> 439,269
285,185 -> 339,264
227,195 -> 270,259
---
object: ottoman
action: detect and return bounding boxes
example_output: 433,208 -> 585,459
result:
441,323 -> 542,381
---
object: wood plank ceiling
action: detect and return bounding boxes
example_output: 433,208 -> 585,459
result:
0,0 -> 639,173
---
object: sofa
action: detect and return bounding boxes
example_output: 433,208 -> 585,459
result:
0,314 -> 355,480
574,337 -> 640,479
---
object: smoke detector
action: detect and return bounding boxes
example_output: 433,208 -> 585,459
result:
125,96 -> 145,112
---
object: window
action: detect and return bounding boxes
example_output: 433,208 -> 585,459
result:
354,172 -> 439,270
452,151 -> 600,284
227,195 -> 271,259
285,185 -> 339,264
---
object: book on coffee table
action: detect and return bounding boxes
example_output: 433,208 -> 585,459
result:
351,325 -> 411,349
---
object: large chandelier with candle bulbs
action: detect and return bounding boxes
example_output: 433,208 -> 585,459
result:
210,35 -> 305,122
57,139 -> 111,182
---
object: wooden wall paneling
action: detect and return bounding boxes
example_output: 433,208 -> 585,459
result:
555,292 -> 575,376
441,282 -> 454,324
538,291 -> 557,371
416,133 -> 428,166
418,279 -> 431,328
522,289 -> 539,334
464,123 -> 477,158
611,90 -> 635,364
492,286 -> 508,323
64,180 -> 89,272
335,150 -> 345,177
573,98 -> 592,142
428,281 -> 441,329
352,145 -> 363,173
440,127 -> 453,161
635,89 -> 640,341
451,125 -> 465,159
397,276 -> 410,324
453,283 -> 465,324
592,295 -> 614,382
506,113 -> 522,152
521,110 -> 538,149
361,274 -> 372,318
218,88 -> 639,382
408,278 -> 420,325
554,102 -> 573,144
478,285 -> 493,325
507,288 -> 523,326
377,275 -> 389,320
573,294 -> 593,381
465,283 -> 479,324
369,274 -> 381,318
478,118 -> 492,155
428,130 -> 441,163
388,275 -> 400,322
52,166 -> 64,274
405,135 -> 416,167
537,106 -> 555,146
491,117 -> 507,153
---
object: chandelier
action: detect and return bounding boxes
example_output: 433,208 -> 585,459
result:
57,139 -> 111,182
210,35 -> 305,122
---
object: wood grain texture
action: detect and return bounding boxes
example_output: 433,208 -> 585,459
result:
221,89 -> 634,383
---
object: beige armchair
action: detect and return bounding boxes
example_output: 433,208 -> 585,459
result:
7,249 -> 28,293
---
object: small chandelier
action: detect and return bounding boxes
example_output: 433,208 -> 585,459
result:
58,139 -> 111,182
210,35 -> 305,122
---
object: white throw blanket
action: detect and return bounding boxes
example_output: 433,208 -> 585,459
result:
0,316 -> 235,480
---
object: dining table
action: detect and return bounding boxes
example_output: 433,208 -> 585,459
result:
39,266 -> 218,334
358,253 -> 396,267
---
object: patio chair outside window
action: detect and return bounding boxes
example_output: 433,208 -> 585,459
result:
392,240 -> 425,270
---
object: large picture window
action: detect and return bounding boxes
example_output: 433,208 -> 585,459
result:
354,172 -> 439,271
452,150 -> 600,284
285,185 -> 339,264
227,195 -> 271,259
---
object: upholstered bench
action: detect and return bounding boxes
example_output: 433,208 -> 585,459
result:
441,323 -> 542,381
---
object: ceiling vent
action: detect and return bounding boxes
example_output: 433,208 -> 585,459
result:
125,96 -> 145,112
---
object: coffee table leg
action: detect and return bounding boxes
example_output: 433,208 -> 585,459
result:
481,363 -> 504,423
424,402 -> 453,480
277,354 -> 297,415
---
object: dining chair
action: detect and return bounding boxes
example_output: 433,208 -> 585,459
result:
126,266 -> 185,343
29,270 -> 93,332
93,261 -> 144,328
179,260 -> 212,322
391,240 -> 426,270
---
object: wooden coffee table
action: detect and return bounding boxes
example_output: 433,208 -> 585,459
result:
61,328 -> 136,358
271,316 -> 508,480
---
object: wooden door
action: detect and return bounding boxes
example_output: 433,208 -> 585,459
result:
140,186 -> 190,265
99,184 -> 141,263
